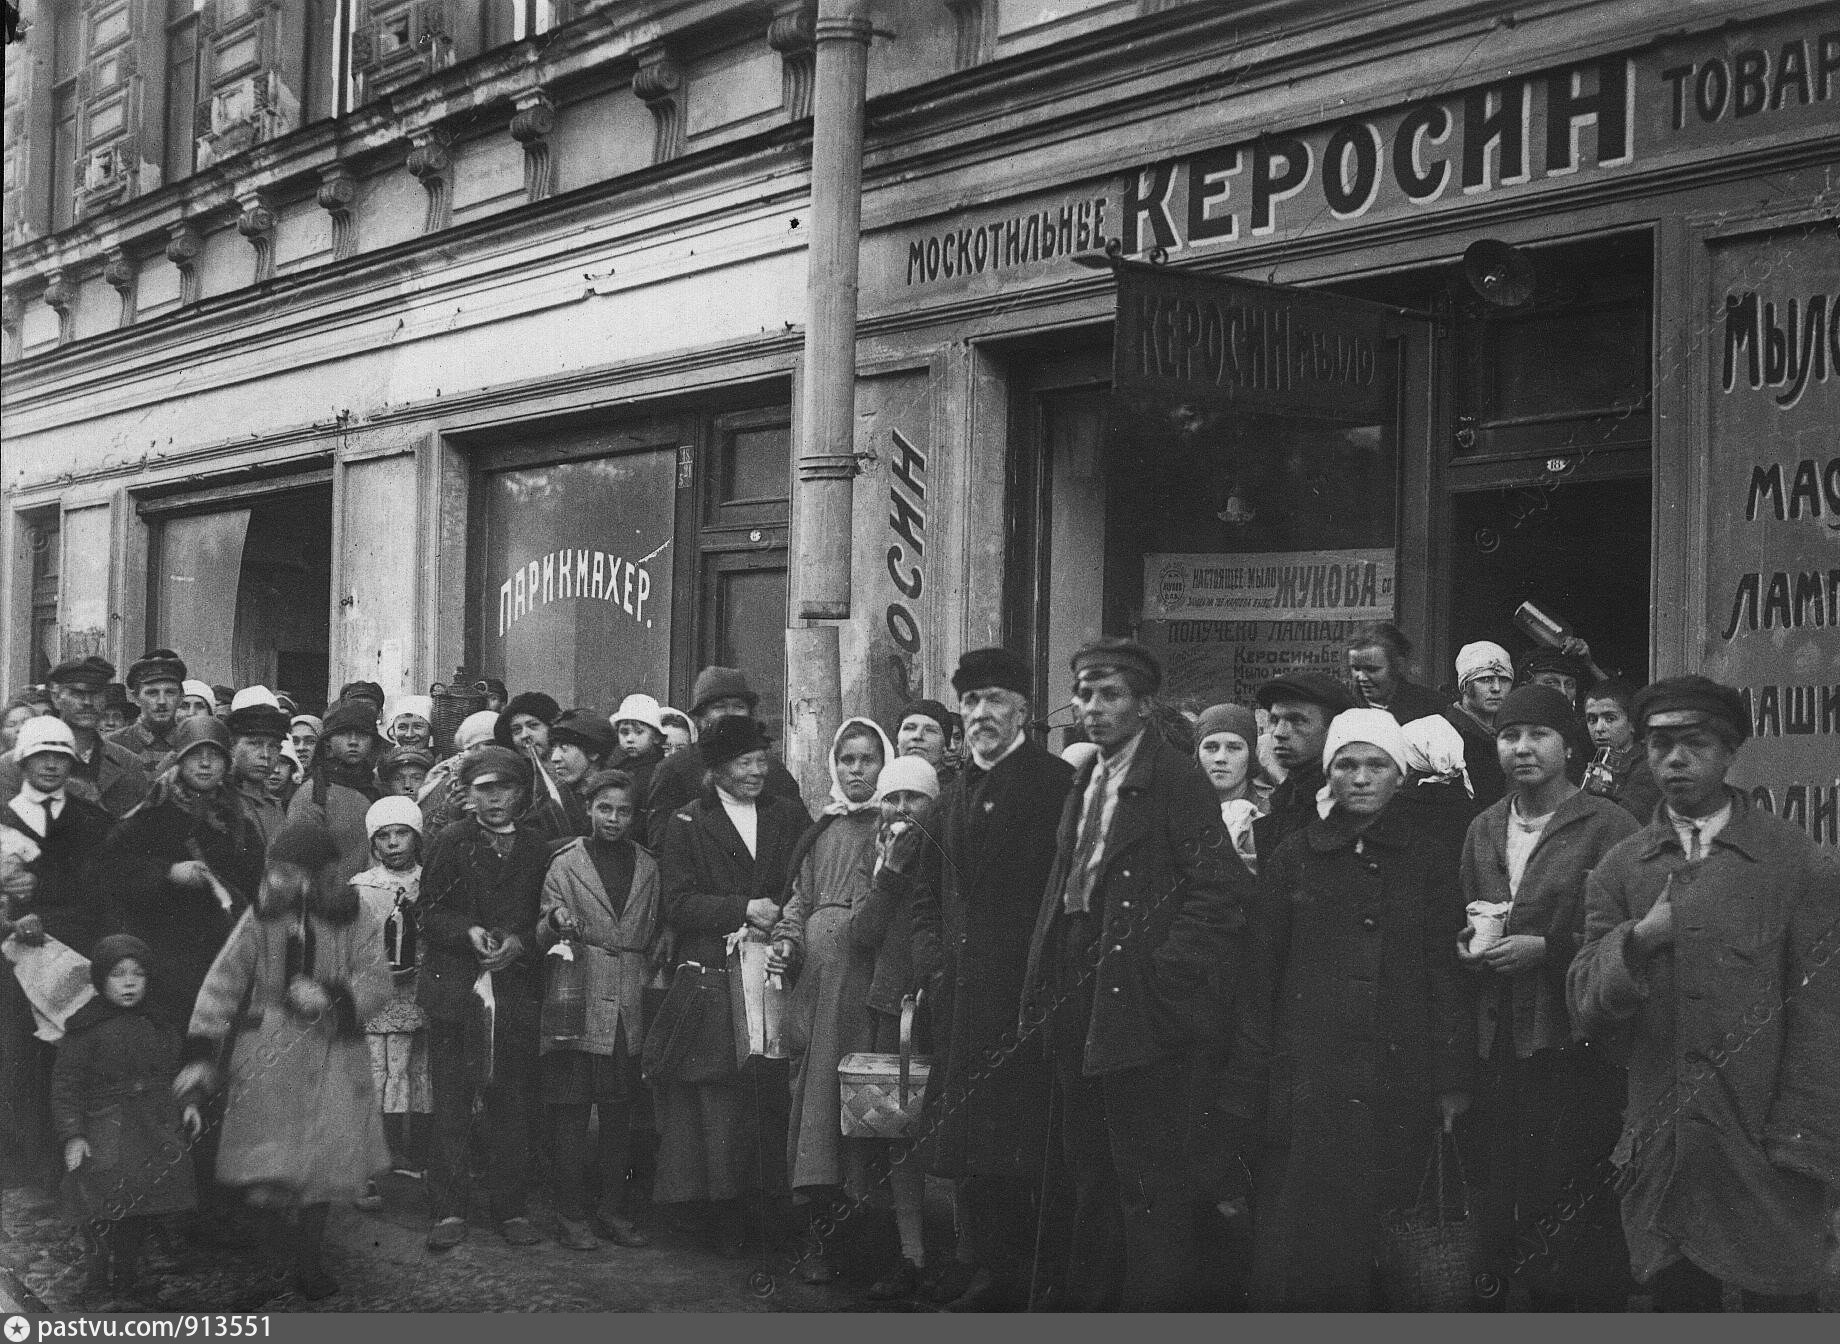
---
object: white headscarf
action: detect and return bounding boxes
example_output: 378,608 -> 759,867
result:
1455,641 -> 1513,686
1401,713 -> 1474,797
1322,708 -> 1412,778
875,755 -> 939,802
827,716 -> 896,816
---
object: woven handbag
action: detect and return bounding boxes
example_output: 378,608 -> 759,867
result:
838,993 -> 932,1140
1378,1126 -> 1486,1311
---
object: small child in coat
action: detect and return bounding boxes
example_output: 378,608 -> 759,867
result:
350,796 -> 432,1202
51,935 -> 202,1305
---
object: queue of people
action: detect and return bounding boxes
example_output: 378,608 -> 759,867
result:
1,629 -> 1834,1313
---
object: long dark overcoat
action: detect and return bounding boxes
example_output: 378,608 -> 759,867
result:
1220,804 -> 1475,1309
910,739 -> 1071,1178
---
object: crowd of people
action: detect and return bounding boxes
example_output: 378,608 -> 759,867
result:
0,627 -> 1833,1312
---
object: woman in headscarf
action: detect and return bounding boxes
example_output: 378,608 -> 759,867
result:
1220,709 -> 1474,1309
1194,702 -> 1266,877
767,716 -> 893,1282
385,696 -> 435,751
1397,712 -> 1482,854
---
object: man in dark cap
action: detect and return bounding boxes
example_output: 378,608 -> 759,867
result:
1569,675 -> 1839,1313
644,666 -> 808,846
1022,638 -> 1248,1309
227,700 -> 291,850
0,656 -> 150,817
337,681 -> 386,718
111,648 -> 188,772
418,743 -> 553,1252
910,646 -> 1072,1310
1521,647 -> 1592,710
1252,670 -> 1357,861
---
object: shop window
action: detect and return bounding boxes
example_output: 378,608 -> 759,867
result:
49,1 -> 81,231
163,0 -> 201,185
143,476 -> 333,701
707,406 -> 791,526
701,555 -> 788,740
26,507 -> 62,685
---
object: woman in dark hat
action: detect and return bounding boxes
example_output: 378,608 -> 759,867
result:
892,698 -> 956,789
1457,685 -> 1639,1309
651,717 -> 809,1254
495,693 -> 581,841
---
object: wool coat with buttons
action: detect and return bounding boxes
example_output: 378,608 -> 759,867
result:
910,738 -> 1071,1178
1218,803 -> 1475,1309
1021,729 -> 1250,1077
1460,788 -> 1640,1059
1567,790 -> 1840,1296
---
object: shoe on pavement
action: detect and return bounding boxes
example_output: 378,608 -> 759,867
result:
499,1216 -> 542,1246
425,1216 -> 468,1252
866,1257 -> 922,1301
943,1267 -> 1025,1312
593,1213 -> 651,1248
557,1217 -> 597,1251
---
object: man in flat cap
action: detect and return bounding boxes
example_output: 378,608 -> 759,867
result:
1252,670 -> 1357,862
1569,675 -> 1839,1311
643,666 -> 808,846
1022,638 -> 1248,1309
0,656 -> 150,817
910,647 -> 1072,1310
111,647 -> 188,773
418,744 -> 552,1252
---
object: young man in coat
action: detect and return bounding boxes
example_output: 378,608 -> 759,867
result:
1251,670 -> 1356,862
287,697 -> 382,884
1021,639 -> 1249,1310
1568,675 -> 1840,1311
417,745 -> 554,1252
0,657 -> 150,818
909,647 -> 1072,1311
1,717 -> 115,1201
108,648 -> 188,773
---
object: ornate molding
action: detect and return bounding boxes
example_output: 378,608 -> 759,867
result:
944,0 -> 984,71
237,192 -> 278,284
165,221 -> 204,306
103,247 -> 139,326
1,290 -> 24,363
406,127 -> 454,234
631,45 -> 684,163
509,91 -> 557,204
768,1 -> 818,121
316,163 -> 358,261
42,270 -> 76,344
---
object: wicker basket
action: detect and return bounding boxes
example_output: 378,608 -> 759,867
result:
1378,1128 -> 1486,1311
430,670 -> 488,757
838,993 -> 931,1140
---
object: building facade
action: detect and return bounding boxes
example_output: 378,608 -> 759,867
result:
3,0 -> 1836,840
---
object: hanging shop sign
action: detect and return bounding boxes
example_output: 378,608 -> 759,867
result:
865,10 -> 1839,310
1700,220 -> 1839,848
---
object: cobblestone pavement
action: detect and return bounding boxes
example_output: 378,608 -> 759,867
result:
0,1176 -> 930,1314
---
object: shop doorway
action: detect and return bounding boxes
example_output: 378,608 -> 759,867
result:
1448,478 -> 1651,687
147,479 -> 334,709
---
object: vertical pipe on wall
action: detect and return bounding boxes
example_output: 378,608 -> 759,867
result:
786,0 -> 871,798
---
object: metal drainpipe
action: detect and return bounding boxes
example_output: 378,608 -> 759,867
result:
787,0 -> 872,801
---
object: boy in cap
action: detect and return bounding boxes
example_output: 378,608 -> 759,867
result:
417,745 -> 553,1251
227,698 -> 292,850
111,649 -> 188,771
1568,675 -> 1840,1311
288,698 -> 383,884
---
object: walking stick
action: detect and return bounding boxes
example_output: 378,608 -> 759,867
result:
1027,1072 -> 1057,1311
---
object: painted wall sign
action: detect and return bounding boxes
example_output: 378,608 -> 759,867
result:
865,11 -> 1839,310
478,449 -> 676,712
1700,223 -> 1839,848
1145,549 -> 1395,623
1142,618 -> 1369,710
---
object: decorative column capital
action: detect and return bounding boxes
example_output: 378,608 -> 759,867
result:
406,128 -> 455,233
317,163 -> 358,261
103,246 -> 139,326
769,1 -> 818,121
0,289 -> 23,361
42,269 -> 76,344
236,191 -> 278,284
510,91 -> 557,204
166,220 -> 205,305
632,45 -> 685,162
